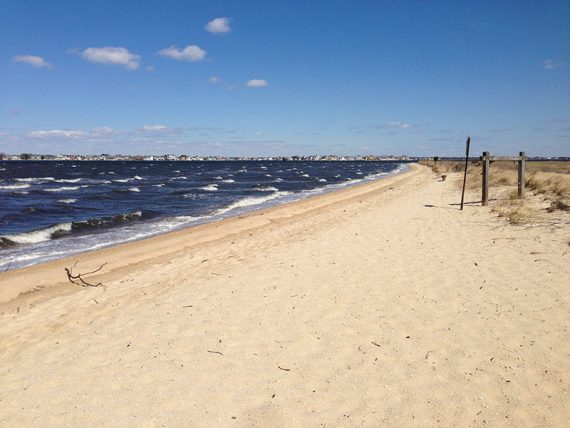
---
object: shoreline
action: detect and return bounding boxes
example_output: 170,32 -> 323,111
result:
0,162 -> 413,273
1,163 -> 568,426
0,164 -> 418,308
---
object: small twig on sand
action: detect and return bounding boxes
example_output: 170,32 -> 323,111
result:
371,341 -> 381,347
65,262 -> 107,287
277,366 -> 291,371
207,350 -> 223,355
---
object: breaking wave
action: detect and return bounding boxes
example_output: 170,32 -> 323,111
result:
215,192 -> 290,216
16,177 -> 55,183
43,186 -> 81,192
254,186 -> 279,192
0,184 -> 30,190
0,223 -> 72,247
55,178 -> 82,183
200,184 -> 218,191
0,211 -> 151,248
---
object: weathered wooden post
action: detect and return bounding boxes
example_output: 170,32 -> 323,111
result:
460,137 -> 471,210
518,151 -> 526,199
482,151 -> 490,206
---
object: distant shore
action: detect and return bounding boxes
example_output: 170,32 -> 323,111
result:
0,156 -> 417,161
1,164 -> 569,426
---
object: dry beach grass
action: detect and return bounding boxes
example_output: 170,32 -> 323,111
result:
0,164 -> 569,426
420,160 -> 570,225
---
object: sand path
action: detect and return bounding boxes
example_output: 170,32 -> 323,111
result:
0,165 -> 568,426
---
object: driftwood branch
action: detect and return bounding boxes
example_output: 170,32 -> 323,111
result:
65,262 -> 107,287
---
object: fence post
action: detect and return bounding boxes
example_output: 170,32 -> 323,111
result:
518,151 -> 526,199
482,151 -> 490,206
460,137 -> 471,210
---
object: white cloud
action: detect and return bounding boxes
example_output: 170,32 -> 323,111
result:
29,129 -> 86,139
145,65 -> 155,72
246,79 -> 269,88
142,125 -> 169,132
205,17 -> 231,34
13,55 -> 53,69
208,76 -> 221,84
543,59 -> 565,70
158,45 -> 207,62
81,47 -> 141,70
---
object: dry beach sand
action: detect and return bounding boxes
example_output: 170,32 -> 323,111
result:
0,164 -> 569,426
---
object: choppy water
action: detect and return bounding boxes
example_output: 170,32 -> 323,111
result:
0,160 -> 408,270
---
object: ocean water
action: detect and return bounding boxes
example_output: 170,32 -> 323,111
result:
0,160 -> 408,270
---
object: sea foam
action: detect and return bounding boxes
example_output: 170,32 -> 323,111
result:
43,186 -> 80,192
201,184 -> 218,191
0,184 -> 30,190
0,223 -> 72,246
215,191 -> 290,216
16,177 -> 55,182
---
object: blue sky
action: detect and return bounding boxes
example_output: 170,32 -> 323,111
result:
1,0 -> 569,156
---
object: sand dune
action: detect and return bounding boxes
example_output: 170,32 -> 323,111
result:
1,165 -> 568,426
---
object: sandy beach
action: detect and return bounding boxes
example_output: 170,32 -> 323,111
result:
0,164 -> 568,426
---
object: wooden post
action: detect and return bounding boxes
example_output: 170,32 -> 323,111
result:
482,151 -> 490,206
460,137 -> 471,210
518,151 -> 526,199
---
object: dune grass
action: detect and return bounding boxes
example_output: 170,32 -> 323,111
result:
419,160 -> 570,223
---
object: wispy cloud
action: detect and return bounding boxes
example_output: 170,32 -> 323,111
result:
542,59 -> 565,70
142,125 -> 169,132
13,55 -> 53,69
428,136 -> 457,142
13,125 -> 319,157
208,76 -> 221,84
381,121 -> 430,130
246,79 -> 269,88
488,128 -> 514,134
158,45 -> 207,62
384,121 -> 413,129
29,129 -> 86,139
81,47 -> 141,70
546,117 -> 570,123
205,17 -> 231,34
91,127 -> 116,136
